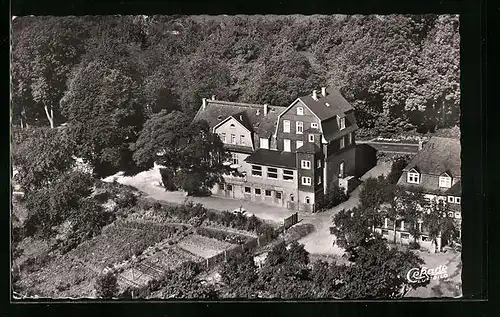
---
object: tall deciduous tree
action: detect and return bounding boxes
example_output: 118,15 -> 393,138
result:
12,127 -> 76,192
423,198 -> 458,252
132,110 -> 232,195
11,17 -> 89,128
60,59 -> 146,177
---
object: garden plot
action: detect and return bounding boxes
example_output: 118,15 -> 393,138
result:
69,220 -> 186,271
14,254 -> 99,298
177,234 -> 236,259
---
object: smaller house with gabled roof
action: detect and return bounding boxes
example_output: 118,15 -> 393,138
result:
375,136 -> 462,251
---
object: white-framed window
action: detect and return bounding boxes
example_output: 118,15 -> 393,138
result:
305,196 -> 311,204
231,153 -> 238,165
260,138 -> 269,149
348,132 -> 352,145
317,175 -> 322,185
301,160 -> 311,169
297,107 -> 304,115
283,139 -> 291,152
448,196 -> 455,203
407,171 -> 420,184
283,120 -> 291,133
240,135 -> 245,145
455,197 -> 461,204
267,167 -> 278,179
317,159 -> 321,168
265,189 -> 272,197
339,136 -> 345,149
231,134 -> 236,144
455,212 -> 461,219
311,122 -> 319,129
308,134 -> 315,142
439,175 -> 452,188
301,176 -> 312,186
251,165 -> 262,177
296,140 -> 303,149
290,194 -> 294,202
296,121 -> 304,134
339,116 -> 346,130
221,133 -> 226,143
384,218 -> 388,228
283,169 -> 294,181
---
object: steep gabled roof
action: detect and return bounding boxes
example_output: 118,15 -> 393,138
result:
446,180 -> 461,196
297,87 -> 354,121
193,99 -> 286,138
322,113 -> 358,142
402,137 -> 461,177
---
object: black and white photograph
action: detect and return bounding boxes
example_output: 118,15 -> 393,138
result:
11,14 -> 463,300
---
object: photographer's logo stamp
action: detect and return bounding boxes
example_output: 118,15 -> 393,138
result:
407,265 -> 448,283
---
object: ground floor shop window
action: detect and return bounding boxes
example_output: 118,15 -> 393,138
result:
244,186 -> 251,193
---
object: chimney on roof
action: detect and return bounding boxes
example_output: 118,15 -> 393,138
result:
264,104 -> 268,116
211,95 -> 216,101
321,87 -> 326,97
239,115 -> 243,121
312,90 -> 318,100
202,98 -> 207,110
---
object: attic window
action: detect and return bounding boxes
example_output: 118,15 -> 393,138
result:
339,116 -> 346,130
217,115 -> 223,120
439,174 -> 452,188
297,107 -> 304,115
407,169 -> 420,184
230,123 -> 235,129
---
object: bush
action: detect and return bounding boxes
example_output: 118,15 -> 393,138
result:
196,227 -> 248,245
159,168 -> 177,191
116,191 -> 138,209
386,156 -> 410,184
408,241 -> 420,250
95,271 -> 119,299
256,223 -> 278,241
316,185 -> 348,211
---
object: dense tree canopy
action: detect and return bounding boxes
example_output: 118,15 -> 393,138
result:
133,110 -> 232,194
12,14 -> 460,139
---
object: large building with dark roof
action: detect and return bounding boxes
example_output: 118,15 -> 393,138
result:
192,87 -> 359,212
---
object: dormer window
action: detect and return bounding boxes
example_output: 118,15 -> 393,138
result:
439,173 -> 452,188
407,169 -> 420,184
339,116 -> 346,130
297,107 -> 304,115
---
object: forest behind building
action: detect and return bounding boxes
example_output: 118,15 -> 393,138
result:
12,14 -> 460,134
